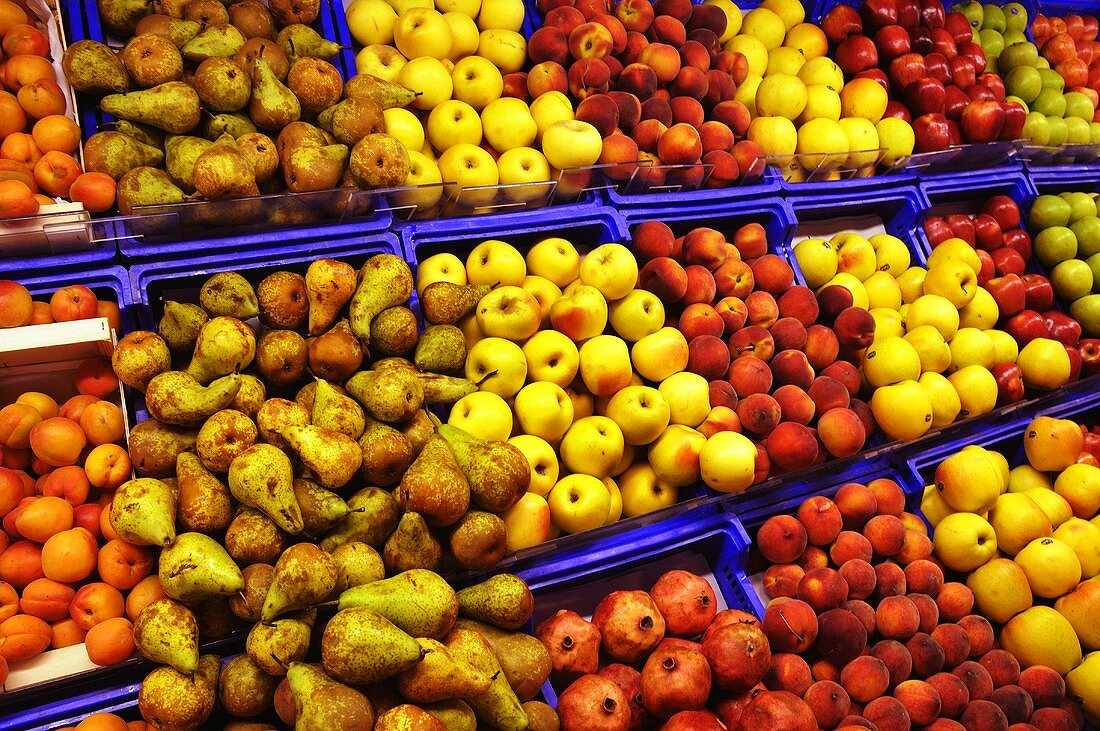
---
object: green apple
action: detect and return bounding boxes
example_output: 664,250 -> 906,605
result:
1023,112 -> 1051,145
1070,216 -> 1100,258
1062,191 -> 1097,223
1070,294 -> 1100,336
1066,117 -> 1092,144
1006,66 -> 1042,104
979,28 -> 1005,56
1004,2 -> 1028,32
1032,89 -> 1067,117
958,1 -> 984,27
1035,226 -> 1079,268
1030,194 -> 1073,229
1003,30 -> 1027,44
982,4 -> 1006,31
1065,91 -> 1097,121
1087,253 -> 1100,291
1039,68 -> 1065,91
1052,259 -> 1095,301
1047,116 -> 1069,146
1091,123 -> 1100,143
998,41 -> 1038,71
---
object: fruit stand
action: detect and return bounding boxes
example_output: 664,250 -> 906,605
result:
1,0 -> 1100,728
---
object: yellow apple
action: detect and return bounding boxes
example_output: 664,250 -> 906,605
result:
560,416 -> 625,478
1016,536 -> 1083,598
1066,650 -> 1100,723
526,237 -> 581,288
436,0 -> 480,17
838,116 -> 879,168
501,491 -> 551,551
465,336 -> 527,397
1052,519 -> 1100,579
579,335 -> 633,397
793,238 -> 838,289
958,287 -> 999,330
514,381 -> 574,441
1018,337 -> 1071,390
820,272 -> 869,309
935,447 -> 1004,513
437,142 -> 499,204
864,272 -> 902,311
923,260 -> 978,307
595,373 -> 644,416
355,44 -> 407,82
522,330 -> 579,387
948,365 -> 997,419
862,336 -> 921,388
530,91 -> 574,142
448,390 -> 512,441
384,107 -> 425,152
388,0 -> 432,11
1009,465 -> 1053,493
920,483 -> 953,527
477,0 -> 523,31
608,289 -> 665,342
988,492 -> 1053,556
905,325 -> 951,374
508,434 -> 558,498
927,237 -> 982,274
875,117 -> 915,167
868,233 -> 911,276
833,233 -> 877,282
870,379 -> 932,441
917,371 -> 961,428
948,328 -> 995,371
465,239 -> 525,286
658,371 -> 711,428
477,28 -> 526,73
548,284 -> 608,341
612,444 -> 635,478
451,55 -> 504,110
631,327 -> 690,382
443,11 -> 479,60
1054,463 -> 1100,519
906,294 -> 960,340
1002,606 -> 1083,676
747,115 -> 796,164
427,99 -> 483,151
647,424 -> 706,487
521,275 -> 560,328
897,266 -> 927,304
604,476 -> 622,524
566,387 -> 594,421
398,56 -> 453,110
618,463 -> 679,518
547,474 -> 610,534
457,312 -> 482,348
986,328 -> 1019,366
1027,488 -> 1075,529
699,431 -> 757,493
480,97 -> 538,154
394,7 -> 452,60
498,147 -> 552,203
605,386 -> 671,446
966,557 -> 1034,624
474,286 -> 540,341
933,512 -> 998,572
347,0 -> 398,45
578,243 -> 639,301
542,120 -> 603,171
416,252 -> 466,293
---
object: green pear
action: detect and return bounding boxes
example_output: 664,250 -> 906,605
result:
186,316 -> 257,384
443,627 -> 527,731
159,532 -> 244,603
181,23 -> 246,62
318,486 -> 399,551
288,662 -> 376,731
395,638 -> 492,703
199,271 -> 259,318
345,73 -> 419,109
456,574 -> 534,630
261,543 -> 338,621
383,511 -> 443,574
133,599 -> 199,674
453,619 -> 551,703
145,371 -> 241,426
228,443 -> 303,535
345,368 -> 424,424
423,699 -> 478,731
109,478 -> 177,547
348,254 -> 414,342
159,300 -> 208,352
331,542 -> 385,593
101,81 -> 201,134
337,569 -> 458,640
420,282 -> 491,325
176,452 -> 233,533
438,424 -> 530,512
293,478 -> 350,535
61,40 -> 129,95
395,433 -> 469,527
321,607 -> 424,685
279,424 -> 361,490
246,610 -> 315,676
312,378 -> 366,439
418,373 -> 479,404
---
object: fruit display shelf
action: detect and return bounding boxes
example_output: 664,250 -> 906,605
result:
0,226 -> 119,281
605,157 -> 784,210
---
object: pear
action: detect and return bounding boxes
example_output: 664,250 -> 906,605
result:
116,166 -> 189,215
261,543 -> 338,621
100,0 -> 155,38
199,112 -> 258,139
146,371 -> 241,426
338,569 -> 459,639
312,378 -> 365,440
306,258 -> 356,335
193,56 -> 251,112
449,511 -> 507,572
275,23 -> 340,62
256,397 -> 310,448
348,254 -> 414,342
358,416 -> 414,487
331,542 -> 385,593
181,23 -> 246,62
457,575 -> 534,630
269,0 -> 319,24
317,97 -> 385,146
284,143 -> 348,193
319,486 -> 400,551
415,325 -> 466,374
176,452 -> 234,533
522,701 -> 560,731
230,563 -> 273,622
453,619 -> 551,703
135,13 -> 202,47
345,73 -> 419,109
293,478 -> 350,535
226,506 -> 290,566
232,375 -> 266,418
196,408 -> 257,473
111,120 -> 166,148
280,424 -> 361,491
193,133 -> 260,200
348,133 -> 409,189
133,599 -> 199,674
128,419 -> 198,478
228,1 -> 276,40
62,40 -> 129,95
376,705 -> 451,730
345,368 -> 424,424
159,300 -> 208,351
246,610 -> 315,676
228,443 -> 303,534
384,512 -> 443,574
321,607 -> 425,685
288,662 -> 376,731
219,655 -> 280,719
403,410 -> 435,456
138,654 -> 219,731
308,320 -> 364,382
101,81 -> 201,134
250,56 -> 301,130
111,330 -> 170,393
419,373 -> 479,404
237,132 -> 280,183
424,699 -> 478,731
443,627 -> 528,731
395,434 -> 470,528
439,424 -> 530,512
421,282 -> 492,325
186,316 -> 257,384
165,135 -> 213,193
122,33 -> 184,88
396,638 -> 492,703
84,132 -> 164,181
110,478 -> 177,547
199,271 -> 259,319
159,532 -> 244,602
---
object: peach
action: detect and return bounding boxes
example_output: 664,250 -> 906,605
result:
874,561 -> 906,599
576,93 -> 620,137
632,117 -> 668,152
1031,706 -> 1081,730
31,115 -> 80,155
836,600 -> 875,635
864,514 -> 906,557
897,530 -> 934,565
592,13 -> 627,53
978,650 -> 1020,689
811,659 -> 841,684
936,583 -> 974,622
0,613 -> 50,662
840,655 -> 893,703
750,257 -> 794,297
78,401 -> 125,447
0,279 -> 33,328
895,679 -> 942,726
658,122 -> 702,166
60,395 -> 99,423
0,539 -> 42,588
85,616 -> 135,667
989,685 -> 1033,725
904,559 -> 944,596
762,598 -> 818,653
869,478 -> 906,516
42,526 -> 97,583
758,514 -> 809,564
728,325 -> 774,362
84,444 -> 131,491
958,615 -> 994,658
1018,666 -> 1065,708
770,350 -> 813,391
830,531 -> 873,565
51,617 -> 86,649
816,608 -> 868,666
703,70 -> 737,109
68,172 -> 117,213
960,699 -> 1009,731
712,101 -> 752,139
18,79 -> 66,120
795,546 -> 829,571
619,62 -> 658,100
709,380 -> 738,410
50,285 -> 98,322
98,539 -> 153,591
837,559 -> 876,600
928,671 -> 971,718
763,563 -> 805,599
29,416 -> 87,467
766,653 -> 814,696
0,403 -> 43,450
793,496 -> 842,547
900,512 -> 927,535
598,131 -> 640,181
670,95 -> 704,127
0,91 -> 26,140
502,71 -> 528,101
797,567 -> 849,613
833,483 -> 877,530
736,393 -> 780,436
772,385 -> 814,427
652,14 -> 686,45
41,466 -> 90,506
679,303 -> 724,340
683,227 -> 727,269
700,121 -> 734,155
766,421 -> 819,472
125,575 -> 168,622
803,680 -> 850,729
777,286 -> 819,326
872,639 -> 914,688
682,264 -> 716,306
714,258 -> 754,300
529,27 -> 568,65
715,296 -> 748,335
545,6 -> 585,34
907,631 -> 947,679
70,581 -> 124,630
688,335 -> 730,380
807,378 -> 851,421
75,360 -> 117,401
20,577 -> 75,621
607,90 -> 641,130
932,623 -> 972,670
910,593 -> 939,634
639,256 -> 688,303
702,149 -> 739,188
861,696 -> 909,731
877,595 -> 921,640
73,503 -> 102,540
639,42 -> 681,83
632,220 -> 675,260
801,328 -> 838,374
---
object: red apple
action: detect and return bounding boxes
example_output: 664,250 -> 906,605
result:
921,0 -> 946,28
883,100 -> 912,121
1005,309 -> 1051,344
897,0 -> 921,28
1003,229 -> 1033,260
944,11 -> 972,44
991,363 -> 1025,405
1078,338 -> 1100,376
991,248 -> 1026,277
958,41 -> 986,72
823,4 -> 863,43
981,195 -> 1021,230
861,0 -> 899,31
1001,102 -> 1026,140
978,72 -> 1006,101
908,25 -> 934,54
973,214 -> 1003,250
856,67 -> 891,91
1044,310 -> 1083,346
912,113 -> 954,152
925,52 -> 952,83
986,273 -> 1026,316
906,77 -> 946,115
836,35 -> 879,75
944,84 -> 970,119
1022,274 -> 1055,312
944,213 -> 975,244
889,52 -> 927,89
875,25 -> 912,60
923,215 -> 953,245
930,28 -> 958,58
950,56 -> 977,89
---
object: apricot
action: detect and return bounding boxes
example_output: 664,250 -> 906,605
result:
59,395 -> 99,423
75,359 -> 118,398
99,500 -> 119,541
79,401 -> 125,447
85,444 -> 131,491
70,581 -> 125,631
85,616 -> 135,667
0,131 -> 41,167
29,416 -> 87,467
75,712 -> 130,731
0,612 -> 51,662
41,526 -> 98,583
51,617 -> 87,648
0,402 -> 43,449
17,79 -> 66,120
31,115 -> 80,154
98,539 -> 153,591
0,580 -> 17,621
0,539 -> 42,588
20,576 -> 75,621
68,172 -> 116,213
0,466 -> 24,515
41,466 -> 91,505
4,54 -> 55,90
125,575 -> 167,622
3,24 -> 49,57
73,503 -> 102,540
0,2 -> 28,37
14,495 -> 73,543
33,150 -> 82,198
0,90 -> 26,138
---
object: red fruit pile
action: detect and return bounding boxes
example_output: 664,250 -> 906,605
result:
1033,13 -> 1100,100
536,568 -> 818,730
755,479 -> 1085,730
632,220 -> 878,480
528,0 -> 765,191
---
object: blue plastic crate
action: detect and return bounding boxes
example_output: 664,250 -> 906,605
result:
607,162 -> 784,210
14,264 -> 138,334
0,234 -> 117,277
1029,164 -> 1100,195
0,680 -> 142,731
